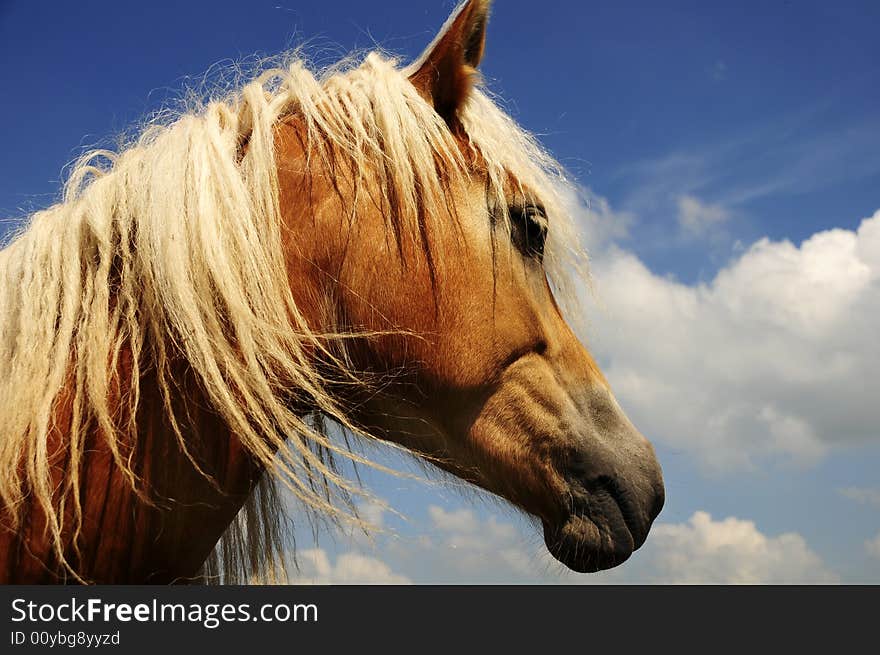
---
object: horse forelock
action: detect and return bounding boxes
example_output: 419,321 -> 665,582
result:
0,46 -> 587,583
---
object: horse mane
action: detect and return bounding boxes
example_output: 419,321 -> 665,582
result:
0,44 -> 586,583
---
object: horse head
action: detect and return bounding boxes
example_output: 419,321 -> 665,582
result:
277,0 -> 664,572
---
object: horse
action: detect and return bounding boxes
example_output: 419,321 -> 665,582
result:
0,0 -> 664,584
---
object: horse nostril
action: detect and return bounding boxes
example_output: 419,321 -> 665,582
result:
566,469 -> 662,548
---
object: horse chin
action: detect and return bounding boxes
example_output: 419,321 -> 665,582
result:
541,499 -> 637,573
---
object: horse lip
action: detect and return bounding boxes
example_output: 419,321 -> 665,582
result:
590,475 -> 650,550
542,510 -> 634,573
541,477 -> 645,573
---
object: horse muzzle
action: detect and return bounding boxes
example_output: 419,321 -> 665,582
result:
542,425 -> 665,572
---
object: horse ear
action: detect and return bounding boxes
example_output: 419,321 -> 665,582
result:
407,0 -> 491,124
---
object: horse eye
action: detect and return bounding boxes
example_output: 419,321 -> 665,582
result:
509,203 -> 547,260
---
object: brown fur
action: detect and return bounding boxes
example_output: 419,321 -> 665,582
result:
0,0 -> 663,583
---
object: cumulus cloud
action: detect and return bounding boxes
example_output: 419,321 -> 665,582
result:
289,504 -> 837,584
557,185 -> 634,252
583,209 -> 880,470
290,548 -> 412,584
623,511 -> 838,584
427,506 -> 481,534
409,506 -> 542,580
333,505 -> 550,583
676,194 -> 730,235
839,487 -> 880,508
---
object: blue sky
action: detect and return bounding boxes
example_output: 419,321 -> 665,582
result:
1,1 -> 879,583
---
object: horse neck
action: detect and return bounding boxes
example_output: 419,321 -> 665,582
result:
0,352 -> 265,584
0,119 -> 332,584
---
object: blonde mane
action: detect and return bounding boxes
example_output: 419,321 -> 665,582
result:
0,46 -> 586,583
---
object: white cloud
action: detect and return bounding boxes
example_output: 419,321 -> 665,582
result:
839,487 -> 880,508
290,548 -> 412,584
677,194 -> 729,235
583,209 -> 880,471
427,506 -> 480,534
614,113 -> 880,217
558,185 -> 634,252
419,507 -> 538,578
866,533 -> 880,559
342,506 -> 545,583
623,511 -> 838,584
358,500 -> 389,529
290,504 -> 838,584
